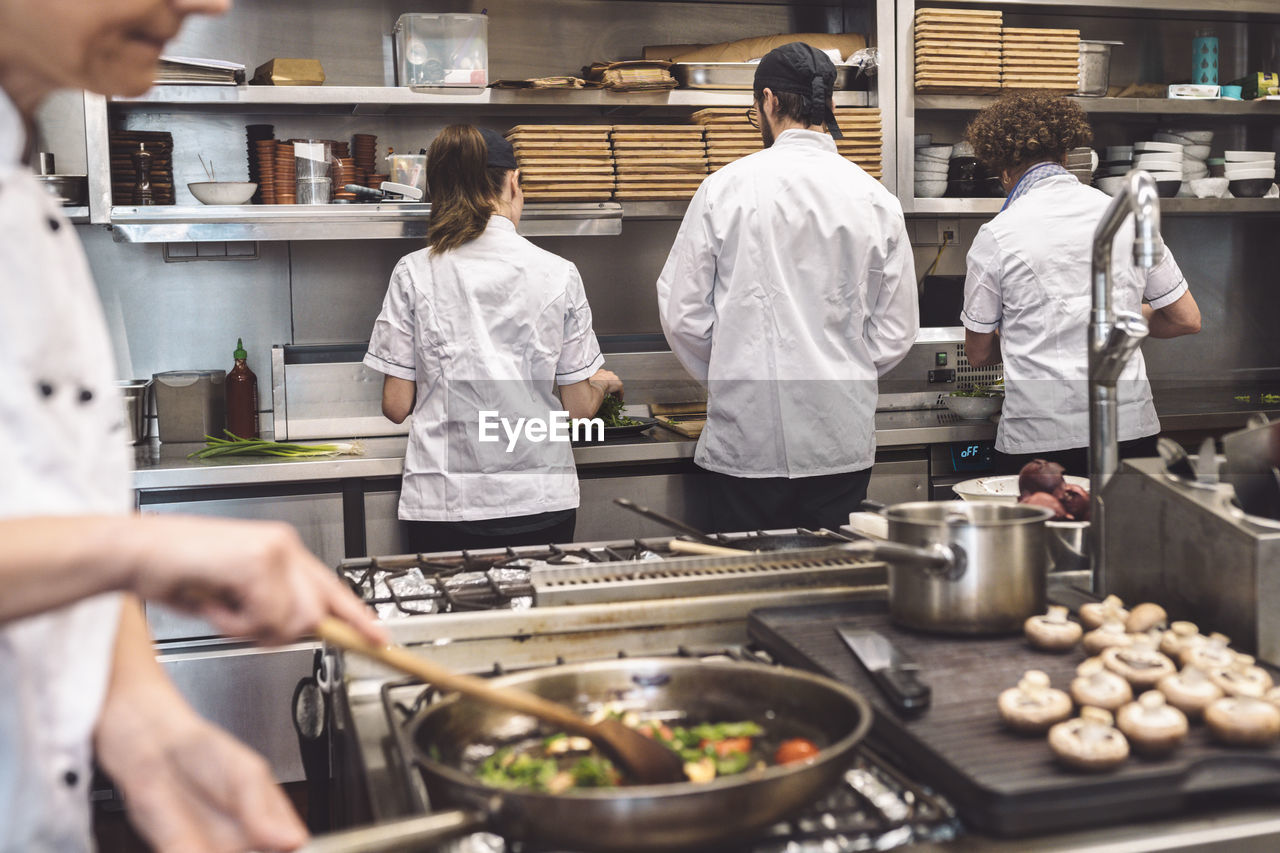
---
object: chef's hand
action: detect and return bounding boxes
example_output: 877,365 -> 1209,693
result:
588,368 -> 624,398
127,515 -> 388,646
97,601 -> 308,853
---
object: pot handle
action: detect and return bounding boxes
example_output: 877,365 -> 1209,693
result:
296,810 -> 486,853
842,540 -> 965,580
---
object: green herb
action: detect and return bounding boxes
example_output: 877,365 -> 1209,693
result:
595,394 -> 640,428
188,430 -> 365,460
569,756 -> 618,788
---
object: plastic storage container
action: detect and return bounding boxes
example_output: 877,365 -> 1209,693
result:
153,370 -> 226,443
394,13 -> 487,89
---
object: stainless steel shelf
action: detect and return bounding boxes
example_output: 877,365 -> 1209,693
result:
112,85 -> 870,115
909,197 -> 1280,216
107,202 -> 623,243
64,206 -> 89,223
915,95 -> 1280,115
617,201 -> 692,220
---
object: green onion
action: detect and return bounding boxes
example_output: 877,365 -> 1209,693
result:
187,431 -> 366,460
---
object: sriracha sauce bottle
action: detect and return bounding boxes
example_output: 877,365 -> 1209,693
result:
226,338 -> 260,439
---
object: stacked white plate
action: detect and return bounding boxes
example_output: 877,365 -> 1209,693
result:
1224,150 -> 1276,182
1157,129 -> 1213,180
1131,140 -> 1183,184
915,142 -> 952,198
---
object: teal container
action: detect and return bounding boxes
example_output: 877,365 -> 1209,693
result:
1193,29 -> 1219,85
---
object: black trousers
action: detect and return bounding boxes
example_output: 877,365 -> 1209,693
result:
707,468 -> 872,533
406,509 -> 576,553
992,434 -> 1160,477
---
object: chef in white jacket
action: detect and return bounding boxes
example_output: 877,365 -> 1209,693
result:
657,43 -> 918,532
0,2 -> 384,852
961,90 -> 1201,476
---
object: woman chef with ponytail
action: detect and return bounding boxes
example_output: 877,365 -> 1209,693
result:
365,125 -> 622,552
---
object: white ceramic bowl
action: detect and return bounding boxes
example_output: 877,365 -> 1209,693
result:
953,474 -> 1090,503
1148,170 -> 1184,181
1096,175 -> 1128,196
1104,146 -> 1133,160
1187,177 -> 1229,198
914,133 -> 933,147
1134,154 -> 1183,170
943,394 -> 1003,420
1224,150 -> 1275,162
1224,166 -> 1276,180
1182,144 -> 1212,161
915,179 -> 948,198
1134,141 -> 1183,153
915,162 -> 949,175
1162,129 -> 1213,145
916,144 -> 953,162
188,181 -> 257,205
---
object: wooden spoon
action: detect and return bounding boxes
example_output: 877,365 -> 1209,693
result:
316,617 -> 687,785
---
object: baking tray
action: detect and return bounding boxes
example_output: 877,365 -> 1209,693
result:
748,600 -> 1280,838
673,62 -> 867,93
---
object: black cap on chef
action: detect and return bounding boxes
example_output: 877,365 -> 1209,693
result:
752,42 -> 842,139
479,128 -> 518,171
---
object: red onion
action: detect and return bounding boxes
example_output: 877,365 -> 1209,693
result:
1057,483 -> 1091,521
1019,459 -> 1065,497
1019,490 -> 1069,519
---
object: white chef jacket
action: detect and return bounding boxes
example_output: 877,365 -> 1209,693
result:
961,174 -> 1189,454
0,90 -> 130,852
657,129 -> 919,478
365,216 -> 605,521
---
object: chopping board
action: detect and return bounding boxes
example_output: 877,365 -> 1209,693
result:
654,413 -> 706,437
748,599 -> 1280,839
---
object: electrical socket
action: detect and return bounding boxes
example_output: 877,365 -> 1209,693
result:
937,219 -> 960,245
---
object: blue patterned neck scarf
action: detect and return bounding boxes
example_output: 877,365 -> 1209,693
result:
1000,162 -> 1071,211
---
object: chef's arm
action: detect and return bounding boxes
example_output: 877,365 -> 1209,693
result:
95,599 -> 308,852
381,375 -> 415,423
865,219 -> 921,376
656,189 -> 717,384
965,329 -> 1001,367
1143,290 -> 1201,338
560,369 -> 624,420
0,515 -> 386,645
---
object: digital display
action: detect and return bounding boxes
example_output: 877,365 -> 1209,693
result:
950,441 -> 995,472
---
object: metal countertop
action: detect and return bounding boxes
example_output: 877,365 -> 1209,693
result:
130,405 -> 1272,491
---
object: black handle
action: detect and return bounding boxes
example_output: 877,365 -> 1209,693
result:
871,666 -> 932,716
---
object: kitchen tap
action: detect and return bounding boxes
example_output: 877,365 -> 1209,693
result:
1089,170 -> 1159,595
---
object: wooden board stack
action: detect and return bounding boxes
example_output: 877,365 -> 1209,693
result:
505,125 -> 615,201
690,107 -> 883,180
610,125 -> 708,201
1001,27 -> 1080,91
914,7 -> 1003,93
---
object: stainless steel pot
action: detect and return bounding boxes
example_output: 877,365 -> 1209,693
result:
881,501 -> 1052,634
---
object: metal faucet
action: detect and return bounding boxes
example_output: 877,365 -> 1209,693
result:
1088,170 -> 1160,594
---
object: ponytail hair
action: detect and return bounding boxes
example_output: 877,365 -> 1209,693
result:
426,124 -> 511,254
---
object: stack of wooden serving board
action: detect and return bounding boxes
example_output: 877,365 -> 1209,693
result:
611,125 -> 709,201
692,108 -> 883,179
505,125 -> 615,201
914,6 -> 1003,93
1001,27 -> 1080,91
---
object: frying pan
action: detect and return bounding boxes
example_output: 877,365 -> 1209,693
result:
613,498 -> 845,550
302,658 -> 871,853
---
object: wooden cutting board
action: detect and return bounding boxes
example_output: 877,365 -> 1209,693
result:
654,414 -> 706,438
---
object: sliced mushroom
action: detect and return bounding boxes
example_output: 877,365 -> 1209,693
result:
998,670 -> 1073,734
1116,691 -> 1188,756
1048,706 -> 1130,771
1101,635 -> 1177,689
1124,602 -> 1168,634
1071,657 -> 1133,712
1204,697 -> 1280,747
1082,620 -> 1134,656
1207,653 -> 1274,699
1079,595 -> 1129,631
1157,666 -> 1224,719
1182,632 -> 1235,670
1025,605 -> 1084,652
1159,621 -> 1203,659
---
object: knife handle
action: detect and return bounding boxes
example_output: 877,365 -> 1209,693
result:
871,666 -> 931,716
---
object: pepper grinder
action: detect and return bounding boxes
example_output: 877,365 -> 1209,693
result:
132,142 -> 154,206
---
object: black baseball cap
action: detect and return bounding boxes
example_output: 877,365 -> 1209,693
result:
480,127 -> 518,170
752,42 -> 843,139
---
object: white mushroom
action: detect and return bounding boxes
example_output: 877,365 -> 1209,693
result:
1082,620 -> 1135,656
1048,707 -> 1130,771
1080,595 -> 1129,631
1101,635 -> 1177,689
1159,621 -> 1203,659
1024,605 -> 1084,652
1182,632 -> 1235,670
1266,686 -> 1280,708
1125,602 -> 1168,634
1207,653 -> 1274,699
545,736 -> 593,755
1116,691 -> 1188,756
1205,697 -> 1280,747
998,670 -> 1073,734
1157,666 -> 1224,719
1071,657 -> 1133,712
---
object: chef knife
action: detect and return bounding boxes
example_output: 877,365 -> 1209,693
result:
836,626 -> 931,716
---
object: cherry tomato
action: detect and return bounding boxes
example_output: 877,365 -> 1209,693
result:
700,736 -> 753,757
774,738 -> 820,765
